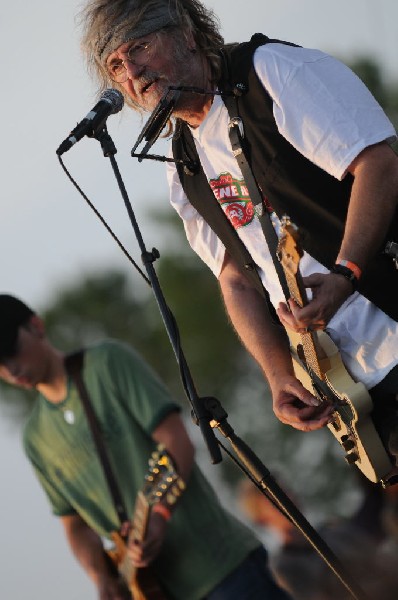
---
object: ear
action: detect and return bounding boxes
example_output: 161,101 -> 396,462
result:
26,315 -> 46,339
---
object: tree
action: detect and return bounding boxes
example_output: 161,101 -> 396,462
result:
5,53 -> 397,518
0,208 -> 360,517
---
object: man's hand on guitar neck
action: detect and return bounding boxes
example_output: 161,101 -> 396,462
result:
277,272 -> 354,333
128,511 -> 168,567
271,374 -> 334,432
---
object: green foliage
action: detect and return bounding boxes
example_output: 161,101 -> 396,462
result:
349,58 -> 389,107
0,209 -> 357,514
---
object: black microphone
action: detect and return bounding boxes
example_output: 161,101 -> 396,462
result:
56,89 -> 124,156
131,88 -> 181,159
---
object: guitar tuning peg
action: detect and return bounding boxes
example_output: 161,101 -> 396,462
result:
167,492 -> 178,505
171,485 -> 182,498
177,478 -> 186,491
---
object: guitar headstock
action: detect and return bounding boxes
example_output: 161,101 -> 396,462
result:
277,215 -> 303,277
142,445 -> 185,508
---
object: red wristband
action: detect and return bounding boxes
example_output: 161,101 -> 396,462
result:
336,260 -> 362,280
152,503 -> 172,522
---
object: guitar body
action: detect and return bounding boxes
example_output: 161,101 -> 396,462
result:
288,328 -> 392,483
278,216 -> 393,484
108,532 -> 167,600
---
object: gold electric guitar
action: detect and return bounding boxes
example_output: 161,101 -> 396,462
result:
108,446 -> 185,599
277,216 -> 393,484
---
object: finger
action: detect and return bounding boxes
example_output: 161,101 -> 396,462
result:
301,273 -> 325,287
286,413 -> 334,432
277,401 -> 332,424
275,397 -> 334,426
285,380 -> 323,407
278,300 -> 321,332
128,544 -> 143,564
277,303 -> 304,332
277,302 -> 291,319
287,298 -> 326,327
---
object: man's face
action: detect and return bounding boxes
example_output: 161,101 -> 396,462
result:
106,30 -> 204,115
0,320 -> 48,389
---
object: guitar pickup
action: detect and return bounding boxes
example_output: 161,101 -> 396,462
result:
341,434 -> 356,452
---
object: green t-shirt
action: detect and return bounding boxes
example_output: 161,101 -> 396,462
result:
24,340 -> 260,600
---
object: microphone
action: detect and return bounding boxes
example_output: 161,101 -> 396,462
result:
131,88 -> 181,159
56,89 -> 124,156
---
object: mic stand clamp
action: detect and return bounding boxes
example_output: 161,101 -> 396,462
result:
95,126 -> 117,157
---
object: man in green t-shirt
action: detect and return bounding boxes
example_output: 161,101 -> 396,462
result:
0,294 -> 291,600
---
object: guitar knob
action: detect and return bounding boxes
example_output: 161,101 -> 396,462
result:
344,451 -> 359,465
341,435 -> 356,452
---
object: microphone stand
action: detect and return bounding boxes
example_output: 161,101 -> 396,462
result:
93,125 -> 369,600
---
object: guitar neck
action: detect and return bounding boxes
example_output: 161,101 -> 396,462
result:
117,491 -> 150,587
282,248 -> 326,381
130,490 -> 150,544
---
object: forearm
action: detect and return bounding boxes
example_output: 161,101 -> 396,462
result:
339,142 -> 398,269
219,254 -> 329,430
284,143 -> 398,328
130,413 -> 195,567
151,412 -> 194,518
61,515 -> 114,586
218,256 -> 293,391
152,412 -> 194,483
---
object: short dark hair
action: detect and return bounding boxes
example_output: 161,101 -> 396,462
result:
0,295 -> 35,361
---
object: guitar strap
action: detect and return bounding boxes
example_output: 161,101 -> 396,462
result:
223,92 -> 291,302
64,350 -> 129,528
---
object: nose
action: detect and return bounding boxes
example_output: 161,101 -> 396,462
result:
123,58 -> 143,81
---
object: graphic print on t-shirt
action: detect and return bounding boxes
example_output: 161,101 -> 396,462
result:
209,172 -> 254,229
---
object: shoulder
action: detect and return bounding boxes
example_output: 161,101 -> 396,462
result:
253,42 -> 341,93
253,41 -> 375,105
81,339 -> 152,391
83,339 -> 143,370
82,339 -> 174,398
254,41 -> 329,67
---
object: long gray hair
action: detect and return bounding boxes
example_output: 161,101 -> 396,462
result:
80,0 -> 224,110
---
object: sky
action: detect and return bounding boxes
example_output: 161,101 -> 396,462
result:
1,1 -> 398,598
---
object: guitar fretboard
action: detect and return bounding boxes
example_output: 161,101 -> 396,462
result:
283,265 -> 324,381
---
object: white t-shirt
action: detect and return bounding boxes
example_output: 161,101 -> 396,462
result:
167,42 -> 398,389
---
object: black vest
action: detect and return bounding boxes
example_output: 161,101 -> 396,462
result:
172,34 -> 398,321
